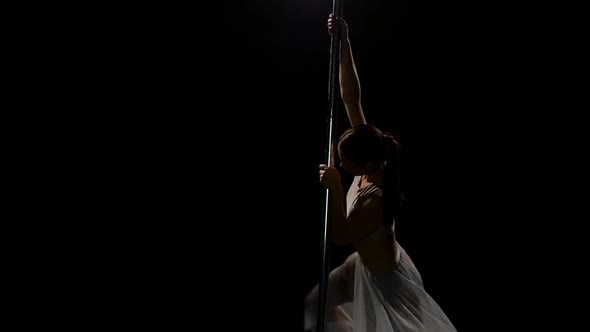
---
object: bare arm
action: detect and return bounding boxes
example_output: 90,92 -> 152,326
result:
340,36 -> 366,126
328,15 -> 367,127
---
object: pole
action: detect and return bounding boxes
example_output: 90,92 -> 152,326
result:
316,1 -> 344,331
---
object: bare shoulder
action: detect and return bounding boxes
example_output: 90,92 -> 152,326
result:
353,186 -> 382,210
341,190 -> 383,242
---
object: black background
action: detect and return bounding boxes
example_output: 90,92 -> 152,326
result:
30,0 -> 587,330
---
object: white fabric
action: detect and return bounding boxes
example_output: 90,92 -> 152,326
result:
351,247 -> 457,331
305,176 -> 457,331
304,248 -> 457,332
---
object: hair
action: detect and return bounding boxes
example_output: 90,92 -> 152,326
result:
338,123 -> 402,227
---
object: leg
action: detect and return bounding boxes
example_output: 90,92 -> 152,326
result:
304,253 -> 357,332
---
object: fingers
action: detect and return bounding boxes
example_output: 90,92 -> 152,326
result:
327,14 -> 347,36
319,165 -> 326,183
319,164 -> 329,181
327,17 -> 334,34
327,14 -> 338,34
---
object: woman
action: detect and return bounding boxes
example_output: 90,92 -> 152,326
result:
303,15 -> 457,332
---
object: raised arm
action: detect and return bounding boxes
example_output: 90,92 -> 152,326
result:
328,15 -> 367,127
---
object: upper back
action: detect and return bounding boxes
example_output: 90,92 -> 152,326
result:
347,176 -> 398,271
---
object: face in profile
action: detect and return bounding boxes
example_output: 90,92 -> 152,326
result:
338,143 -> 367,176
337,125 -> 386,176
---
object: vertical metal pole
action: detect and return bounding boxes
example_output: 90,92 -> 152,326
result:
316,1 -> 344,331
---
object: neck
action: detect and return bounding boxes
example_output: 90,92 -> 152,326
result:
364,170 -> 383,187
